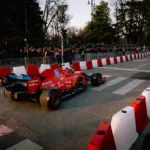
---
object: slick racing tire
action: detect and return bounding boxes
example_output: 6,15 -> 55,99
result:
39,89 -> 62,110
4,88 -> 21,101
4,88 -> 13,101
75,77 -> 83,89
91,73 -> 102,86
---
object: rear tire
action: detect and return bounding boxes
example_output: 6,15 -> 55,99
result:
39,89 -> 62,110
4,88 -> 13,101
91,73 -> 102,86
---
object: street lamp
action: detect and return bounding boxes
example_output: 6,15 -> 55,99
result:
87,0 -> 95,21
24,0 -> 29,56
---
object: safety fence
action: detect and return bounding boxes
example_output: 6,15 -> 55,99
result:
74,50 -> 136,62
0,50 -> 140,68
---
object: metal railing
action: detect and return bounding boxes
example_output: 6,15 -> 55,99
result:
74,50 -> 135,62
0,50 -> 146,68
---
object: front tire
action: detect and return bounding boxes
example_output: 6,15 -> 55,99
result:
91,73 -> 102,86
39,89 -> 62,110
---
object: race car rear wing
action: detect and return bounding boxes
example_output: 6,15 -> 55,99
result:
1,74 -> 31,87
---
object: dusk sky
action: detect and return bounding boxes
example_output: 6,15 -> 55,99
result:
39,0 -> 114,29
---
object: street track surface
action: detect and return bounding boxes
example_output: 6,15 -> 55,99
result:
0,57 -> 150,150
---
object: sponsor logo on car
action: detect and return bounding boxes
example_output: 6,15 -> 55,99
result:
54,69 -> 60,77
29,80 -> 39,83
42,80 -> 52,86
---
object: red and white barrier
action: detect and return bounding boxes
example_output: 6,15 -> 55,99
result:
114,57 -> 117,64
39,64 -> 50,73
26,64 -> 39,77
62,63 -> 71,69
131,95 -> 149,133
132,54 -> 135,60
88,122 -> 116,150
80,61 -> 87,70
92,60 -> 98,68
116,56 -> 121,63
0,52 -> 150,77
13,66 -> 27,76
111,106 -> 138,150
72,62 -> 80,71
110,57 -> 114,64
127,55 -> 130,61
86,61 -> 93,69
71,52 -> 150,71
122,56 -> 126,62
97,59 -> 102,67
142,87 -> 150,118
102,58 -> 107,66
0,68 -> 11,78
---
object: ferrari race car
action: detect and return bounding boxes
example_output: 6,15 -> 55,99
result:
1,65 -> 106,110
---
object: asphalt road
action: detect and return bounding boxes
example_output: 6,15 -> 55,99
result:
0,57 -> 150,150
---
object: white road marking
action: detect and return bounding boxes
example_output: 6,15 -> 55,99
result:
133,63 -> 149,69
113,79 -> 144,95
102,66 -> 150,73
103,75 -> 112,79
0,124 -> 13,136
6,139 -> 43,150
91,77 -> 127,91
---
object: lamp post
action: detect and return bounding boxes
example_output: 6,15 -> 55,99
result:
88,0 -> 95,43
87,0 -> 95,21
58,4 -> 68,65
24,0 -> 29,56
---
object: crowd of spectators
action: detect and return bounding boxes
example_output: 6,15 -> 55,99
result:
1,43 -> 149,63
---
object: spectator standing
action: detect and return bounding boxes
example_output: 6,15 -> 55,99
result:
122,45 -> 126,55
81,47 -> 85,61
42,48 -> 47,63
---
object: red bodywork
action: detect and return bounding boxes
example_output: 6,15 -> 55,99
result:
40,67 -> 87,90
25,66 -> 87,93
26,77 -> 41,93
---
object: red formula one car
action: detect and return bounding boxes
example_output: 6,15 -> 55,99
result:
1,65 -> 106,110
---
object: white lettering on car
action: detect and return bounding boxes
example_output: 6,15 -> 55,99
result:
42,80 -> 52,86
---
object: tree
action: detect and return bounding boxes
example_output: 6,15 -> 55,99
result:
42,0 -> 72,43
0,0 -> 45,51
114,0 -> 150,44
84,1 -> 114,43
